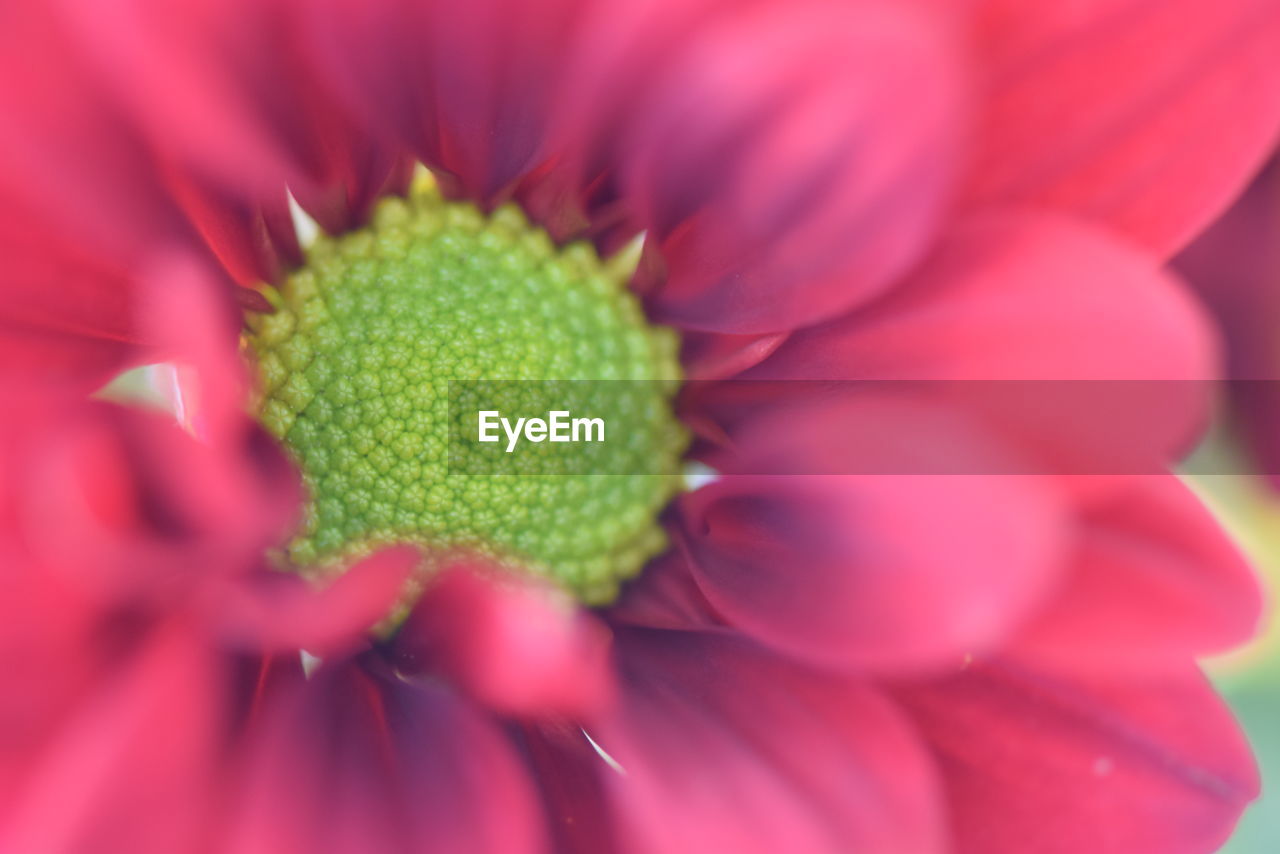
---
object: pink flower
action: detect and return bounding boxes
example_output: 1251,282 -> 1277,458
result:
1,1 -> 1278,852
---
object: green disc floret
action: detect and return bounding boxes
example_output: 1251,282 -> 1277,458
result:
247,176 -> 685,604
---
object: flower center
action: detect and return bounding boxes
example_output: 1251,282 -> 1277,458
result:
246,176 -> 685,604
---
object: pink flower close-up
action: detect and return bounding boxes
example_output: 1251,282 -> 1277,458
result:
2,1 -> 1280,852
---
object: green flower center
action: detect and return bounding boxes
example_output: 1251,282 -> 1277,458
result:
247,176 -> 685,604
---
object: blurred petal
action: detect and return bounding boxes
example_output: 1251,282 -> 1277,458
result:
518,722 -> 620,854
50,0 -> 411,236
0,627 -> 220,854
0,210 -> 140,387
594,630 -> 946,853
620,0 -> 967,332
307,0 -> 584,206
391,562 -> 614,718
743,211 -> 1218,478
607,548 -> 724,632
897,660 -> 1259,854
966,0 -> 1280,256
749,210 -> 1215,381
218,547 -> 418,658
225,667 -> 546,854
675,468 -> 1065,671
1015,476 -> 1263,672
0,3 -> 189,261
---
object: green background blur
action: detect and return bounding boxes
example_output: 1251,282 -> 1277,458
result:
1191,440 -> 1280,852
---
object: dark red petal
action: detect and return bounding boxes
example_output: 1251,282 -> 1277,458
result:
592,629 -> 946,853
966,0 -> 1280,257
1015,476 -> 1262,672
896,660 -> 1259,854
676,466 -> 1065,672
391,561 -> 615,718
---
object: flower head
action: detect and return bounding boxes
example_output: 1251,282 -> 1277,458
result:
2,0 -> 1278,852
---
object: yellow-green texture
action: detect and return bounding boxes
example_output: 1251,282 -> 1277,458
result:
247,178 -> 685,604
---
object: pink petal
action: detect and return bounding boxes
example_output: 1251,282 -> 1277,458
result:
1015,476 -> 1262,672
966,0 -> 1280,257
306,0 -> 585,206
617,0 -> 967,333
218,547 -> 418,658
0,210 -> 139,386
747,210 -> 1215,381
391,561 -> 615,718
518,722 -> 620,853
224,666 -> 547,854
592,629 -> 946,853
676,466 -> 1066,671
0,4 -> 190,262
741,211 -> 1218,476
679,330 -> 790,382
606,548 -> 725,632
896,659 -> 1259,854
9,390 -> 298,606
0,627 -> 221,853
48,0 -> 411,236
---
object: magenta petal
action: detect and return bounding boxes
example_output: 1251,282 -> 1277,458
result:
966,0 -> 1280,257
592,629 -> 946,853
391,562 -> 615,718
620,0 -> 966,333
677,469 -> 1066,671
896,660 -> 1259,854
1015,476 -> 1262,672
